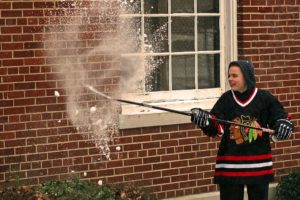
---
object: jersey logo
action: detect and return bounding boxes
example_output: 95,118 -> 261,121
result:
229,115 -> 263,144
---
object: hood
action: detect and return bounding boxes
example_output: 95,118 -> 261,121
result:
228,60 -> 256,90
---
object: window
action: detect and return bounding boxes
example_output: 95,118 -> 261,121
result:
119,0 -> 237,129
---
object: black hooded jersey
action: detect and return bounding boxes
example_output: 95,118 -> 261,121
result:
203,88 -> 287,184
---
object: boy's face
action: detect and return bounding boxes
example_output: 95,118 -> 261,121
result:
228,65 -> 247,93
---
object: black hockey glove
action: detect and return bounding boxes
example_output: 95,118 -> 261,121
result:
191,108 -> 211,128
274,119 -> 294,140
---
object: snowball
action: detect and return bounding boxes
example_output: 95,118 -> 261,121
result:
98,180 -> 103,185
54,91 -> 60,97
83,172 -> 87,177
90,106 -> 97,113
116,146 -> 121,151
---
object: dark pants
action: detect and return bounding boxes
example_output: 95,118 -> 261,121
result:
219,183 -> 269,200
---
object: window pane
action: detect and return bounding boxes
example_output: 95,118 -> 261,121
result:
172,55 -> 195,90
145,0 -> 168,14
120,17 -> 142,53
198,54 -> 220,89
198,17 -> 220,51
146,56 -> 169,92
121,0 -> 141,14
172,17 -> 195,52
120,56 -> 145,93
144,17 -> 168,53
197,0 -> 219,13
171,0 -> 194,13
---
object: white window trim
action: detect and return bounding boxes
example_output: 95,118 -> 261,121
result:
119,0 -> 237,129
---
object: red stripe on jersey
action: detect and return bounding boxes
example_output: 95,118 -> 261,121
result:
215,169 -> 274,177
232,87 -> 258,107
216,154 -> 272,161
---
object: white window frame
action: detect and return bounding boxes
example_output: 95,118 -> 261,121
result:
119,0 -> 237,129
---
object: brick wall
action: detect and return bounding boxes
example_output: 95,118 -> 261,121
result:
0,0 -> 299,199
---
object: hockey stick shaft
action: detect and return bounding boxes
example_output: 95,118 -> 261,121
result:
84,84 -> 274,134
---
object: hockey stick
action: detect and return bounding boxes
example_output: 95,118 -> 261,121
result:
84,84 -> 274,134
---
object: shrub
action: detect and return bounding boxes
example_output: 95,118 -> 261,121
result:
37,178 -> 114,200
276,170 -> 300,200
0,185 -> 49,200
0,177 -> 157,200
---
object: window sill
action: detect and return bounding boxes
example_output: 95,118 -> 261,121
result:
119,98 -> 218,129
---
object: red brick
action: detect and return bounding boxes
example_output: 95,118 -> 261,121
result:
115,167 -> 133,175
124,144 -> 142,151
19,67 -> 30,74
0,2 -> 11,9
4,107 -> 25,115
5,19 -> 16,25
25,90 -> 46,97
26,121 -> 47,129
0,51 -> 12,59
107,175 -> 123,183
4,123 -> 26,131
1,10 -> 22,17
23,26 -> 44,34
15,146 -> 36,154
105,160 -> 122,169
13,34 -> 33,42
14,82 -> 35,90
27,153 -> 47,162
12,2 -> 33,9
0,132 -> 15,140
121,128 -> 141,136
9,115 -> 20,123
142,142 -> 160,149
14,98 -> 35,106
5,155 -> 26,164
0,116 -> 8,124
36,81 -> 56,89
161,125 -> 179,132
36,97 -> 56,104
3,59 -> 23,66
69,149 -> 88,157
17,18 -> 27,25
58,142 -> 79,150
37,144 -> 58,152
0,100 -> 13,107
47,104 -> 66,112
14,50 -> 34,58
161,154 -> 178,162
34,2 -> 55,8
24,58 -> 45,65
2,43 -> 23,50
124,173 -> 143,181
23,10 -> 43,17
48,151 -> 68,159
5,139 -> 26,147
161,140 -> 178,147
27,137 -> 47,146
16,130 -> 37,138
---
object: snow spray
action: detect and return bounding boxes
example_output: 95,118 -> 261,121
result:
45,0 -> 166,159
